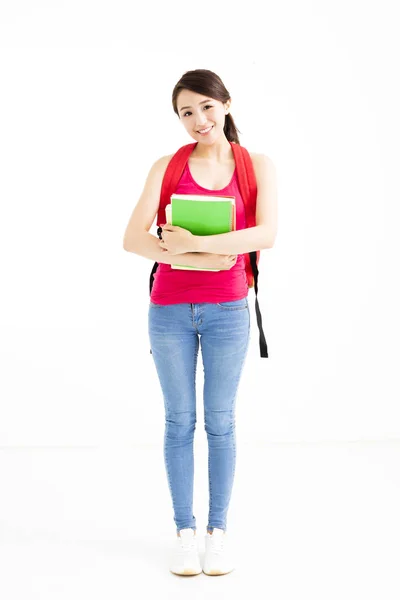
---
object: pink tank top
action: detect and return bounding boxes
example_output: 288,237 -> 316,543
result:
149,160 -> 249,304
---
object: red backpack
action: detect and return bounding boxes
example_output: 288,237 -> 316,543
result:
149,140 -> 268,358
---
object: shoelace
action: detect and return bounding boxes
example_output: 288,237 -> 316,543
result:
208,535 -> 225,555
177,537 -> 197,555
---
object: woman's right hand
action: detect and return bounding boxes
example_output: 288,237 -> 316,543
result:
197,252 -> 237,270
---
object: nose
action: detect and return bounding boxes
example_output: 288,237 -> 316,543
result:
196,115 -> 208,128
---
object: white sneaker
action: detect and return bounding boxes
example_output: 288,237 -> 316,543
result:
203,527 -> 235,576
169,528 -> 202,576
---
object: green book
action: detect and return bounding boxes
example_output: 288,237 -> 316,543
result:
166,193 -> 236,271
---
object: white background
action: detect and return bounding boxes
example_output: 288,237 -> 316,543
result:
0,1 -> 399,598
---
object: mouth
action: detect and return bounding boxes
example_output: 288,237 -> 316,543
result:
197,125 -> 214,135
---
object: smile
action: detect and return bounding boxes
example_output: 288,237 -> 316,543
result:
197,125 -> 214,135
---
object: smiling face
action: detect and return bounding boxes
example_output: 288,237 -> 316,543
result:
176,89 -> 231,143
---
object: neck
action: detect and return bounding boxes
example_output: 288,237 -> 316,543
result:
192,135 -> 233,162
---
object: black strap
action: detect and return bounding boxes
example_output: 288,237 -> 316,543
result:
249,251 -> 268,358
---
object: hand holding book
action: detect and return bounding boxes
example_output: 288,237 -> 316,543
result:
159,223 -> 196,255
162,193 -> 237,271
198,253 -> 238,270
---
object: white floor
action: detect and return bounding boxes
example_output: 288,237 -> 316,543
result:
0,440 -> 399,600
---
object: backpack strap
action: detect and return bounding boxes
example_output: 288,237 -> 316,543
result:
158,143 -> 197,227
229,142 -> 258,284
149,143 -> 196,299
230,142 -> 268,358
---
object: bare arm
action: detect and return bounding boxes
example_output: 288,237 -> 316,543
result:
124,231 -> 210,267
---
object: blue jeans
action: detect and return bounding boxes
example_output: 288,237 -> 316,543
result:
148,298 -> 250,535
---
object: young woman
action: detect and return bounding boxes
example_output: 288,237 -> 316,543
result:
123,69 -> 278,575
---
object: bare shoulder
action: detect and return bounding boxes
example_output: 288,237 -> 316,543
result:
249,152 -> 276,177
152,153 -> 175,175
249,152 -> 274,165
159,152 -> 175,163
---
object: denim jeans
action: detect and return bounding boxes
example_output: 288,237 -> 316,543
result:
148,297 -> 250,535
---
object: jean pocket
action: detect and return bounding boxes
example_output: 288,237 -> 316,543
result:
216,298 -> 248,310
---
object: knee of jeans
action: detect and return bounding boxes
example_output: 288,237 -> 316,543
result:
204,409 -> 235,436
165,410 -> 196,439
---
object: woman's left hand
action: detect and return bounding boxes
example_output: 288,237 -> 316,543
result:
159,224 -> 196,255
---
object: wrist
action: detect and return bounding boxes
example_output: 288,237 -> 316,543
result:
192,235 -> 205,252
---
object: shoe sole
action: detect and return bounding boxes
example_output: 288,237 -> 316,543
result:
170,568 -> 202,576
202,568 -> 234,576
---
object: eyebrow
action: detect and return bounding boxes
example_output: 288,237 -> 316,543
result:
179,99 -> 214,112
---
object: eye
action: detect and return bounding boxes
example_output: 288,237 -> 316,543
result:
183,105 -> 213,117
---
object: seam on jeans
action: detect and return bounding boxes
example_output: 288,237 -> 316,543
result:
192,330 -> 199,532
216,298 -> 248,309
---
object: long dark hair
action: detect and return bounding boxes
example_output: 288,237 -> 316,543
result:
172,69 -> 241,145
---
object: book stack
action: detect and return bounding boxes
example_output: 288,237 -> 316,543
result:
165,193 -> 236,271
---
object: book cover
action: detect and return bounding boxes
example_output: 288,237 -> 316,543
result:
164,194 -> 236,271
